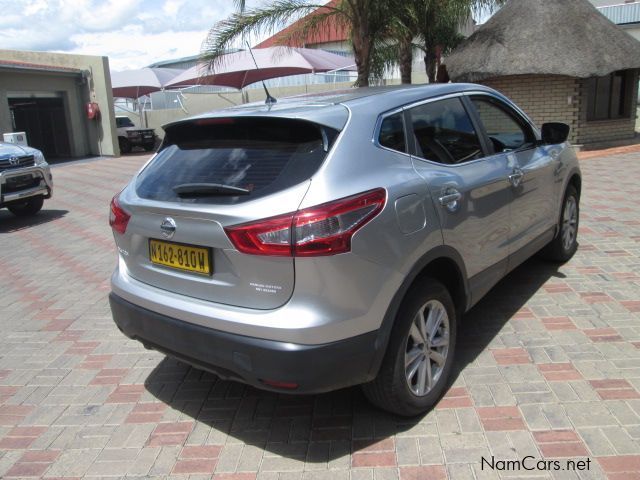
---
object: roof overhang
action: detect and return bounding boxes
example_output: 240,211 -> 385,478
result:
0,60 -> 83,77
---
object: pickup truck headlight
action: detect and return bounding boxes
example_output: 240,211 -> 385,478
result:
34,151 -> 48,166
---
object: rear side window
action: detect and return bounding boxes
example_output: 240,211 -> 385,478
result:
136,118 -> 338,205
408,98 -> 483,165
378,113 -> 406,153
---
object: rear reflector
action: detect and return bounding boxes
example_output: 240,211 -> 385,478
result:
225,188 -> 386,257
109,193 -> 131,235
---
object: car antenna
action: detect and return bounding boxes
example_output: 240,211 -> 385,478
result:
245,41 -> 277,105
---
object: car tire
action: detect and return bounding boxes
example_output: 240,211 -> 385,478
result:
540,185 -> 579,263
119,137 -> 132,154
7,195 -> 44,217
362,278 -> 457,416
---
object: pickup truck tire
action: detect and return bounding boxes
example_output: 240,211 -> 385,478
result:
362,278 -> 457,416
7,195 -> 44,217
119,137 -> 132,154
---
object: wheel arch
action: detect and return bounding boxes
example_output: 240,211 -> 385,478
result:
367,245 -> 470,378
568,172 -> 581,198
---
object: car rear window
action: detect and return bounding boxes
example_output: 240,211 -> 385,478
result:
136,117 -> 338,205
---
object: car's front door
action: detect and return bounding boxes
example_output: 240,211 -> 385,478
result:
467,95 -> 556,263
407,96 -> 511,302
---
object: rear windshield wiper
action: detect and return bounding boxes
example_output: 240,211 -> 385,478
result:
173,183 -> 250,197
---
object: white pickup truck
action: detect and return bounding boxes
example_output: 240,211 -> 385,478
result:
116,116 -> 157,154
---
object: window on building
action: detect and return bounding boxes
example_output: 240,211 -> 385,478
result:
586,70 -> 634,121
408,97 -> 483,165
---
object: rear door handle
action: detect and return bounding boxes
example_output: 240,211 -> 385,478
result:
439,189 -> 462,212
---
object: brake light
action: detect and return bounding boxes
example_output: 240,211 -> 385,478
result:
109,194 -> 131,235
225,188 -> 386,257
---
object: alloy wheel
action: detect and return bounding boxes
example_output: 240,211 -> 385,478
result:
562,195 -> 578,251
404,300 -> 450,396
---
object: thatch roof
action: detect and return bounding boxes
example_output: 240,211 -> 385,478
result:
447,0 -> 640,82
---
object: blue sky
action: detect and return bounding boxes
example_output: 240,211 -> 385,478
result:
0,0 -> 267,71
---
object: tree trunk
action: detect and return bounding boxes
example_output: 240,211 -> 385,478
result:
351,16 -> 371,87
399,34 -> 413,84
424,47 -> 437,84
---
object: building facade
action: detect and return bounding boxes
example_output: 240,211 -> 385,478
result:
448,0 -> 640,147
0,50 -> 118,158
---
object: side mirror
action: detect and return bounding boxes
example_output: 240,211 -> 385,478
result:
541,122 -> 570,145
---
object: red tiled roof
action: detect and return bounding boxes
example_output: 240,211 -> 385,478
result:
255,0 -> 349,48
0,59 -> 82,74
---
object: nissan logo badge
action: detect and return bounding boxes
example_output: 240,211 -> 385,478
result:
160,217 -> 176,239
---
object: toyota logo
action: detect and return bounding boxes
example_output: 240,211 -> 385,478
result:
160,217 -> 176,239
8,156 -> 18,166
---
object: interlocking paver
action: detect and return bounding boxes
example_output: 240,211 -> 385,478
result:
1,151 -> 640,478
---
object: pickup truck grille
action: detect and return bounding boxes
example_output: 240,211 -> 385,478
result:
0,155 -> 35,172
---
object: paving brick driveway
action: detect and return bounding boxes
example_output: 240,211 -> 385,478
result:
0,150 -> 639,479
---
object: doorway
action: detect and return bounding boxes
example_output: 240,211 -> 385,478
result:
8,96 -> 71,158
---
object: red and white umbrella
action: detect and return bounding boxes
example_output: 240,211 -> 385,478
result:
165,47 -> 356,90
111,67 -> 184,98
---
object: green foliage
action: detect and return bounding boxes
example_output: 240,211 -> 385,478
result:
377,0 -> 505,83
202,0 -> 395,87
203,0 -> 504,87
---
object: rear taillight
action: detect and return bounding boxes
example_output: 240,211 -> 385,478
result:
225,188 -> 386,257
109,194 -> 131,235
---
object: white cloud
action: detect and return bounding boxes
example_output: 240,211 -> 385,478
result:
1,0 -> 269,69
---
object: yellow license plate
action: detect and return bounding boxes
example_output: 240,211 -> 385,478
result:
149,239 -> 212,275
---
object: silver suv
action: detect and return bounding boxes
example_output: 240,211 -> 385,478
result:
109,84 -> 580,416
0,142 -> 53,216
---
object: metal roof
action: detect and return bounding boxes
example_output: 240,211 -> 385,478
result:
598,2 -> 640,25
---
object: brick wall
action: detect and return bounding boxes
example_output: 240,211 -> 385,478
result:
480,75 -> 580,143
480,73 -> 639,146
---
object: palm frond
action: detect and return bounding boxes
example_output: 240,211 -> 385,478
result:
200,0 -> 328,70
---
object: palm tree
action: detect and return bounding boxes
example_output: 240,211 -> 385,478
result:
381,0 -> 504,84
202,0 -> 393,87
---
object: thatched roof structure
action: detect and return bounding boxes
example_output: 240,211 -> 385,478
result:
448,0 -> 640,82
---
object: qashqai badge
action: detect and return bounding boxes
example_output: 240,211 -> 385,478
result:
160,217 -> 176,239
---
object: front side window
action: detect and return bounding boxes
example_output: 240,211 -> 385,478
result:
378,113 -> 406,153
586,70 -> 634,121
470,96 -> 534,153
409,97 -> 483,165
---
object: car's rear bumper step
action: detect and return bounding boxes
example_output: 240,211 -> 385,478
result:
109,293 -> 378,394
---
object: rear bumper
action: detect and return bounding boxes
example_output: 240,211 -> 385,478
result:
109,293 -> 379,394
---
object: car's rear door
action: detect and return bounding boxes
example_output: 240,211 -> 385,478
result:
407,96 -> 511,301
466,94 -> 555,262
